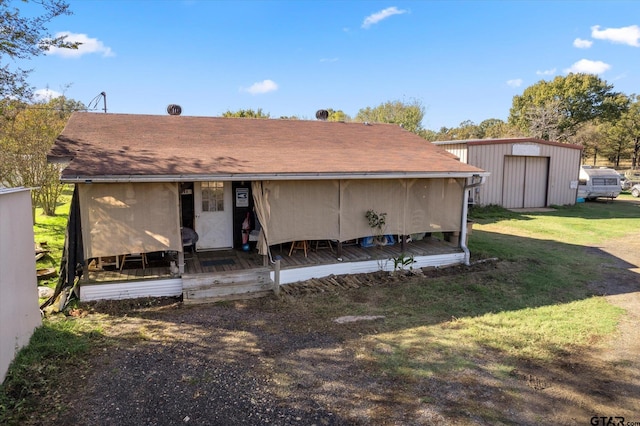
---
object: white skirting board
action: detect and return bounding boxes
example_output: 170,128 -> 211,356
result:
80,253 -> 465,301
273,252 -> 466,285
80,278 -> 183,302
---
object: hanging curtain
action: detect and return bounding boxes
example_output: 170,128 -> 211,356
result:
251,181 -> 271,255
251,178 -> 464,252
339,179 -> 407,241
405,178 -> 464,234
78,182 -> 182,258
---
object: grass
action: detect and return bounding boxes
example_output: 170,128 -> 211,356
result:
33,186 -> 73,289
0,316 -> 108,424
1,194 -> 637,423
302,199 -> 631,379
471,193 -> 640,246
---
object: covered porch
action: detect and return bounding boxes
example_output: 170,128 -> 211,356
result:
79,234 -> 465,302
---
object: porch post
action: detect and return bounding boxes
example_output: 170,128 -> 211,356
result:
178,251 -> 185,274
273,259 -> 281,295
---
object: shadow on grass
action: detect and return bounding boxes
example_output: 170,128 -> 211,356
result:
470,196 -> 640,225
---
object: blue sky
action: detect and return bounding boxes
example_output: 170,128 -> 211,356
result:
22,0 -> 640,130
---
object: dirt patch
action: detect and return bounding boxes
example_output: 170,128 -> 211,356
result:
36,201 -> 640,425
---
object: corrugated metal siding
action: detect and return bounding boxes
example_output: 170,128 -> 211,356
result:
469,142 -> 580,207
547,146 -> 581,205
80,278 -> 183,302
438,143 -> 468,163
523,157 -> 549,208
469,144 -> 509,205
502,156 -> 526,208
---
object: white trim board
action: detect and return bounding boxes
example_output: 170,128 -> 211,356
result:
273,253 -> 466,285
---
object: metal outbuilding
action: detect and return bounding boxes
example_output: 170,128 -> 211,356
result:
432,138 -> 583,208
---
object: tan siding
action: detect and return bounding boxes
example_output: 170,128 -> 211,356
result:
523,157 -> 549,208
503,157 -> 526,208
544,145 -> 581,205
438,144 -> 468,163
468,141 -> 580,207
0,189 -> 41,382
469,144 -> 510,205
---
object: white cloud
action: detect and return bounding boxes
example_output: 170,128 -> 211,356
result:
45,31 -> 115,58
362,7 -> 407,29
33,88 -> 62,102
591,25 -> 640,47
536,68 -> 557,76
320,57 -> 338,63
564,59 -> 611,74
573,38 -> 593,49
241,79 -> 278,95
506,79 -> 523,88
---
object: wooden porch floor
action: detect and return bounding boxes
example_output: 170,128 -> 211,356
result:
84,235 -> 462,284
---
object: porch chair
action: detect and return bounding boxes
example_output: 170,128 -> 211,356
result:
181,227 -> 199,260
288,240 -> 309,257
120,252 -> 147,272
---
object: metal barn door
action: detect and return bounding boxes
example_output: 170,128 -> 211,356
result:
502,156 -> 549,208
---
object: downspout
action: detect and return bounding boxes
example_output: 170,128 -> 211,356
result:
460,175 -> 486,265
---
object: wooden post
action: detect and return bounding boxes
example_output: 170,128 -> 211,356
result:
273,259 -> 281,295
178,251 -> 185,274
337,241 -> 343,259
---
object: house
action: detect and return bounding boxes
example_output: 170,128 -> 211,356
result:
0,187 -> 41,382
432,138 -> 582,208
49,111 -> 488,302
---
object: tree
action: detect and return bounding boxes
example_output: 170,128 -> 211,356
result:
450,120 -> 482,140
0,0 -> 78,101
355,99 -> 425,134
508,73 -> 626,141
427,118 -> 520,141
523,99 -> 566,141
572,122 -> 605,166
325,108 -> 350,122
221,108 -> 270,118
603,95 -> 640,168
0,96 -> 86,217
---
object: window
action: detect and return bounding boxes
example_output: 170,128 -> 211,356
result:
202,182 -> 224,212
592,178 -> 618,186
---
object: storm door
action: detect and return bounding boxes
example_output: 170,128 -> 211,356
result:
194,181 -> 233,249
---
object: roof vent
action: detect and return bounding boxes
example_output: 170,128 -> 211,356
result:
315,109 -> 329,121
167,104 -> 182,116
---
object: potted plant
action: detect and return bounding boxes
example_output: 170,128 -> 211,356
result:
365,209 -> 388,246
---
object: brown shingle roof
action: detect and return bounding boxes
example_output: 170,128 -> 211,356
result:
51,112 -> 486,181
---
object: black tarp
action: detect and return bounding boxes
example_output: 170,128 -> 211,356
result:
40,185 -> 83,310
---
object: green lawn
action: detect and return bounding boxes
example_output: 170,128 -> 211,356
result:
33,186 -> 72,289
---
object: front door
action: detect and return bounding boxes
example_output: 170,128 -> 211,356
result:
194,181 -> 233,250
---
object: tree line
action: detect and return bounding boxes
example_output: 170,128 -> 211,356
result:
224,75 -> 640,170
